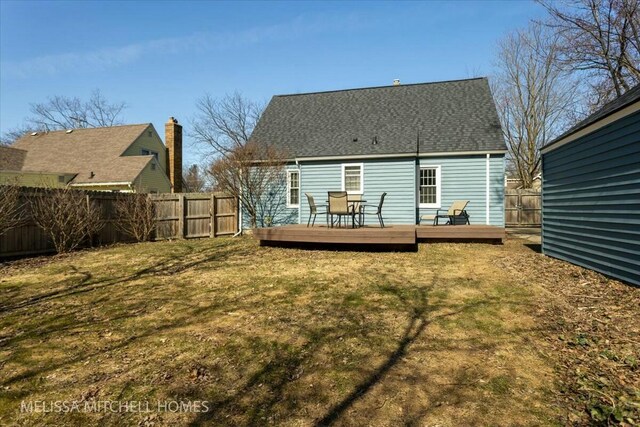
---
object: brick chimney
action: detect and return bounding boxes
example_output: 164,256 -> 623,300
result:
165,117 -> 182,193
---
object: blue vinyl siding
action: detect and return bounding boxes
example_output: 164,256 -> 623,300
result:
542,110 -> 640,285
241,165 -> 299,228
419,155 -> 505,226
299,158 -> 416,225
244,154 -> 506,228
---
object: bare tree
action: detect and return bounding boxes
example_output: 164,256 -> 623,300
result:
114,193 -> 156,242
1,90 -> 127,145
0,184 -> 25,236
0,124 -> 35,146
29,89 -> 127,130
493,24 -> 578,188
191,92 -> 264,157
29,187 -> 104,253
183,164 -> 207,193
539,0 -> 640,109
208,142 -> 295,228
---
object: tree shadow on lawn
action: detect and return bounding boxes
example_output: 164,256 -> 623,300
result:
0,240 -> 252,316
0,241 -> 257,391
185,274 -> 526,427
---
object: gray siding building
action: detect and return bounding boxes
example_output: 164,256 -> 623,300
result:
249,78 -> 506,227
541,86 -> 640,286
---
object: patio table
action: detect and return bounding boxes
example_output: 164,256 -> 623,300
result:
325,198 -> 367,228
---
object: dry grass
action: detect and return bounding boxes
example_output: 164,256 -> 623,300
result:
0,236 -> 636,426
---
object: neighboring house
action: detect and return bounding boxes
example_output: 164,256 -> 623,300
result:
250,77 -> 507,226
0,117 -> 183,193
541,84 -> 640,286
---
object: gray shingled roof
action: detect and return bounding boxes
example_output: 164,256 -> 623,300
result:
250,78 -> 506,158
10,124 -> 154,184
543,83 -> 640,150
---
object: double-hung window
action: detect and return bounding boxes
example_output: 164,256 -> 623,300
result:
419,166 -> 441,208
287,170 -> 300,208
342,163 -> 363,194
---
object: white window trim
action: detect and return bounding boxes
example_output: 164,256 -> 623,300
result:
418,165 -> 441,209
286,169 -> 300,208
341,163 -> 364,195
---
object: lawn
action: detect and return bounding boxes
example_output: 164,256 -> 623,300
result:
0,236 -> 638,426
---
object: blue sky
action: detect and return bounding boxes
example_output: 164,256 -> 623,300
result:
0,0 -> 545,165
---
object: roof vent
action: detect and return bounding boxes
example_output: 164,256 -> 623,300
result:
372,136 -> 379,145
66,129 -> 73,134
89,171 -> 95,179
393,79 -> 400,86
30,132 -> 38,136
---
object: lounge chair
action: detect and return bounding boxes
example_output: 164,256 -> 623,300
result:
361,192 -> 387,228
420,200 -> 470,225
305,193 -> 327,227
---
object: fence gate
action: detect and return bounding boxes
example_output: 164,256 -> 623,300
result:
152,192 -> 238,240
505,190 -> 541,227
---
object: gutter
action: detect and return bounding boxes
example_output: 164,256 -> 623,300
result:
70,181 -> 133,187
286,150 -> 507,163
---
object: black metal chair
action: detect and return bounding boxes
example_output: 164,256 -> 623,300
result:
361,192 -> 387,228
328,191 -> 353,228
305,193 -> 327,227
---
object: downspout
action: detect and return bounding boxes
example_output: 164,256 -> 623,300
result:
234,184 -> 243,237
486,153 -> 490,225
296,159 -> 301,225
415,130 -> 420,225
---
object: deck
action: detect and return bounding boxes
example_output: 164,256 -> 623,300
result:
253,224 -> 505,247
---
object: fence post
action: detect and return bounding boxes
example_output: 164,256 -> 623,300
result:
177,194 -> 185,239
210,194 -> 216,238
235,197 -> 239,233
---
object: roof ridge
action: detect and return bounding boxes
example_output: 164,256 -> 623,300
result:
274,77 -> 487,98
28,123 -> 151,135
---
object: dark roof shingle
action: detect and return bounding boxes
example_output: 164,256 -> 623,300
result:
250,78 -> 506,158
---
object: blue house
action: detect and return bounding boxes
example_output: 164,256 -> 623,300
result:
541,84 -> 640,286
249,78 -> 507,227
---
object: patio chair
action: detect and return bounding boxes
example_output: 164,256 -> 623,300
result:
328,191 -> 353,228
305,193 -> 327,227
361,192 -> 387,228
421,200 -> 470,225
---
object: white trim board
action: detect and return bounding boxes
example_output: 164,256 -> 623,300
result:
291,150 -> 507,162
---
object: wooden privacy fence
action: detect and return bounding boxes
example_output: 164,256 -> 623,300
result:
152,193 -> 238,239
505,190 -> 541,227
0,188 -> 238,258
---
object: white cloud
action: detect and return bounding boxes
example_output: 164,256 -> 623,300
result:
1,13 -> 370,79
